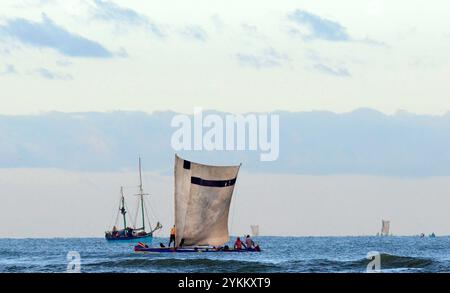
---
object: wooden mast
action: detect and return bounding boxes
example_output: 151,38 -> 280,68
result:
120,186 -> 127,230
138,157 -> 146,231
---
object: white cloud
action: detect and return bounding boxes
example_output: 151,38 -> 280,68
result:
0,14 -> 113,58
35,67 -> 73,80
235,48 -> 289,69
90,0 -> 166,38
0,64 -> 17,75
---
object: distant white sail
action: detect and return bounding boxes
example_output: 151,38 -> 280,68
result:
251,225 -> 259,237
174,155 -> 240,247
381,220 -> 390,236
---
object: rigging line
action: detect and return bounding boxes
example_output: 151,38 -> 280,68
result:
144,187 -> 161,223
109,194 -> 121,230
230,188 -> 238,236
142,199 -> 153,231
141,170 -> 160,221
146,198 -> 159,224
123,199 -> 134,229
132,196 -> 139,229
148,199 -> 161,233
140,165 -> 161,230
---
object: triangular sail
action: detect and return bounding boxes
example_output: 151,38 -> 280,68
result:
174,155 -> 240,247
251,225 -> 259,237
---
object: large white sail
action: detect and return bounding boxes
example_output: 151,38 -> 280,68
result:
251,225 -> 260,237
174,155 -> 240,247
381,220 -> 390,236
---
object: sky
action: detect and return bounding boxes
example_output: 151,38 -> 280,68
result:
1,110 -> 450,176
0,1 -> 449,237
2,169 -> 450,238
0,0 -> 450,115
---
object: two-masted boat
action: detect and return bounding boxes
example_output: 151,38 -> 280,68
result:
105,158 -> 162,242
134,154 -> 260,253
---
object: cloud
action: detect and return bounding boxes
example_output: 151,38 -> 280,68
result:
12,0 -> 54,9
287,9 -> 387,48
92,0 -> 165,38
210,14 -> 225,33
178,25 -> 208,42
56,60 -> 72,67
241,23 -> 266,40
306,49 -> 351,77
313,63 -> 350,77
1,64 -> 17,75
235,48 -> 289,69
1,110 -> 450,177
115,47 -> 128,58
287,9 -> 350,42
358,37 -> 389,48
92,1 -> 209,42
36,67 -> 73,80
0,14 -> 113,58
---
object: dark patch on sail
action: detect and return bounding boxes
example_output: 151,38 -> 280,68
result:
183,160 -> 191,170
191,177 -> 237,187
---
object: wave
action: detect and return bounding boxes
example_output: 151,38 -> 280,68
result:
85,257 -> 281,273
371,253 -> 433,269
83,253 -> 436,273
282,253 -> 435,272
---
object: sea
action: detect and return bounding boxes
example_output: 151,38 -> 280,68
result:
1,236 -> 449,273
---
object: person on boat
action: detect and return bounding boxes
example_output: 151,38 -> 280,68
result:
126,227 -> 134,237
169,225 -> 176,247
234,237 -> 246,250
245,235 -> 255,249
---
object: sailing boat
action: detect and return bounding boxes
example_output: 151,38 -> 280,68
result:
105,157 -> 162,242
134,154 -> 260,253
251,225 -> 260,237
380,219 -> 390,236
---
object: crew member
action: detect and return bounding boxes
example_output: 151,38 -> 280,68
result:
234,237 -> 246,250
245,235 -> 255,249
169,225 -> 176,247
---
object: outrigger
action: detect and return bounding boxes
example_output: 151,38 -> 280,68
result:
134,155 -> 261,253
134,243 -> 261,253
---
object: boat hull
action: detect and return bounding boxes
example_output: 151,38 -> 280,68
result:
134,246 -> 261,253
105,234 -> 153,243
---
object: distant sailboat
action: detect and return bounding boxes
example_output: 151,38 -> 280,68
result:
380,219 -> 390,236
251,225 -> 260,237
105,157 -> 162,242
135,155 -> 261,253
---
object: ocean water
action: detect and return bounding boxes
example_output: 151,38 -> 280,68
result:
0,236 -> 449,273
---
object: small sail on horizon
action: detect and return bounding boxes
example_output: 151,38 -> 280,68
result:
251,225 -> 260,237
174,154 -> 240,247
381,219 -> 390,236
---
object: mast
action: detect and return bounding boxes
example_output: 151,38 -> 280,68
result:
138,157 -> 145,231
120,186 -> 127,230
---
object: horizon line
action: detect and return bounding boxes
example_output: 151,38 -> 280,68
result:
1,107 -> 450,118
1,234 -> 448,239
